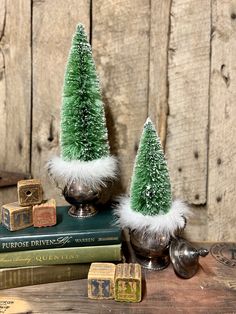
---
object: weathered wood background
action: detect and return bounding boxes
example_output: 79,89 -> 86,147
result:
0,0 -> 235,241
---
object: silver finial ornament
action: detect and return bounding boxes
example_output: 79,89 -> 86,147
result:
169,237 -> 209,279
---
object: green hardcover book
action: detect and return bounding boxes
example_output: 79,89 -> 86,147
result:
0,264 -> 90,290
0,206 -> 121,252
0,244 -> 122,268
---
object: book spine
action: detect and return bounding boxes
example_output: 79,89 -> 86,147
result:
0,230 -> 121,252
0,244 -> 122,268
0,264 -> 90,290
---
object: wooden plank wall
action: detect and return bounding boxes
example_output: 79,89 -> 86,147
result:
0,0 -> 31,206
0,0 -> 235,241
208,0 -> 236,241
92,0 -> 150,194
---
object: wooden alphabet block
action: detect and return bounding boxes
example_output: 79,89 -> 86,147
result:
88,263 -> 116,299
115,263 -> 142,302
17,179 -> 43,206
33,199 -> 56,227
1,202 -> 33,231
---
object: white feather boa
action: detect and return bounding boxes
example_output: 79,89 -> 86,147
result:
114,197 -> 190,238
47,155 -> 118,189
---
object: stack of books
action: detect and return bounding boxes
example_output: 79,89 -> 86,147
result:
0,206 -> 122,289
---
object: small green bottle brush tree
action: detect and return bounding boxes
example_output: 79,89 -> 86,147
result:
115,118 -> 188,239
48,24 -> 117,190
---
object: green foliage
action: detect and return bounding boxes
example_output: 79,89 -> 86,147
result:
130,119 -> 172,216
61,24 -> 110,161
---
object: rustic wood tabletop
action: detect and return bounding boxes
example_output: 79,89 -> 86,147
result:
0,242 -> 235,314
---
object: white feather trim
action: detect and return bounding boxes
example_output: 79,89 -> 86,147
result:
47,156 -> 118,189
114,197 -> 190,237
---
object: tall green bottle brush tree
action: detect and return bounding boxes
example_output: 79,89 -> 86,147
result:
48,24 -> 117,189
61,24 -> 109,162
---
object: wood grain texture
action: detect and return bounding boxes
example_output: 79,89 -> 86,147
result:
31,0 -> 90,203
0,0 -> 31,206
183,206 -> 208,242
92,0 -> 150,194
0,171 -> 30,187
1,243 -> 235,313
166,0 -> 211,205
148,0 -> 171,147
208,0 -> 236,241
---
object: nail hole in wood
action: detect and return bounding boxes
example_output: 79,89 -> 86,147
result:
18,140 -> 23,153
178,167 -> 182,172
48,116 -> 55,142
37,144 -> 42,153
194,151 -> 199,159
216,196 -> 222,203
217,158 -> 222,165
195,194 -> 199,200
134,142 -> 139,153
220,64 -> 230,87
231,12 -> 236,19
47,136 -> 54,142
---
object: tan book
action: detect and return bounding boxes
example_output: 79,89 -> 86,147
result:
0,263 -> 90,290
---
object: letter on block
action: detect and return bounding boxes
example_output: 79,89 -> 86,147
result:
17,179 -> 43,206
115,263 -> 142,302
1,202 -> 33,231
88,263 -> 116,299
33,199 -> 56,227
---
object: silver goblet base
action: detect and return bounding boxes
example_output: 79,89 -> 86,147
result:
130,229 -> 170,271
68,204 -> 98,218
63,181 -> 101,218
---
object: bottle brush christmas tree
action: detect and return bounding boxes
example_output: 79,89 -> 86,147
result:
48,24 -> 117,190
115,118 -> 188,238
130,118 -> 172,216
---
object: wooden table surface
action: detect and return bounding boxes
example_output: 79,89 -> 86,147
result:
0,242 -> 236,314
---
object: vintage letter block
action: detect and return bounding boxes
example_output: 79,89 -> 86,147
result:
1,202 -> 33,231
17,179 -> 43,206
115,263 -> 142,302
88,263 -> 116,299
33,199 -> 56,227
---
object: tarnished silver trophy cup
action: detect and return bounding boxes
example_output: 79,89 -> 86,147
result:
130,229 -> 170,270
63,181 -> 101,218
63,180 -> 112,218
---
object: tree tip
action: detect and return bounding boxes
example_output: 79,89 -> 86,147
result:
76,23 -> 85,33
73,23 -> 90,45
144,117 -> 154,126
